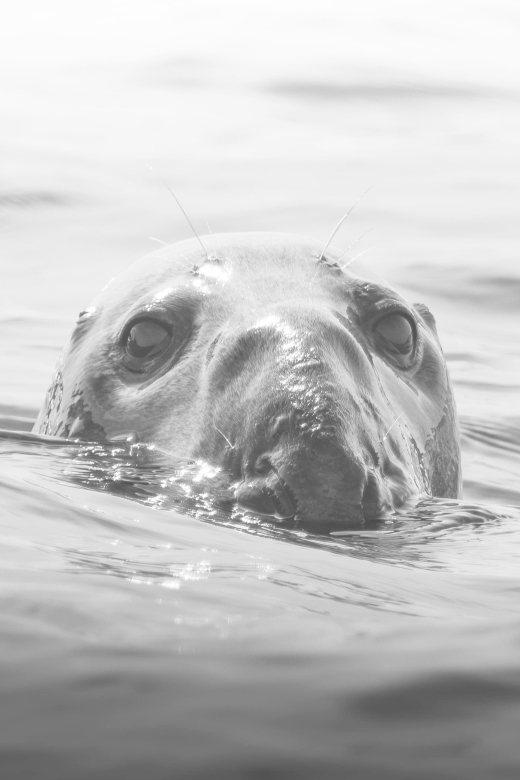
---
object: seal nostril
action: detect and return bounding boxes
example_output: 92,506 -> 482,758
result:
278,479 -> 299,518
271,492 -> 288,518
235,485 -> 279,517
235,471 -> 298,521
269,479 -> 298,519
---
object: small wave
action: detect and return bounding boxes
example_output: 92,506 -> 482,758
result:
266,80 -> 514,102
0,191 -> 75,210
460,415 -> 520,455
1,431 -> 518,577
0,405 -> 37,432
398,267 -> 520,311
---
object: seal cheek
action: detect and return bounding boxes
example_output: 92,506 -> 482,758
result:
424,379 -> 462,498
374,345 -> 447,451
60,389 -> 107,441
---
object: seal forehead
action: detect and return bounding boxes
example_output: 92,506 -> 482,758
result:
93,234 -> 324,315
106,232 -> 386,306
90,235 -> 411,345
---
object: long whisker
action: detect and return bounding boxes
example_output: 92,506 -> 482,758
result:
336,228 -> 373,263
318,212 -> 350,261
148,166 -> 209,259
148,236 -> 169,246
319,187 -> 372,261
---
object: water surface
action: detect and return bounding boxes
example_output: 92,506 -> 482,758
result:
1,2 -> 520,777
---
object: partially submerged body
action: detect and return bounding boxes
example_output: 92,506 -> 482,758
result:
34,232 -> 461,528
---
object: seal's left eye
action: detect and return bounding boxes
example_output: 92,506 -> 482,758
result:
374,313 -> 415,367
126,320 -> 171,359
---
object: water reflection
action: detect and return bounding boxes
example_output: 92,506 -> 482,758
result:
1,427 -> 518,581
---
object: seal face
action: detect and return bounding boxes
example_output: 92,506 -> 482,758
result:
34,232 -> 462,528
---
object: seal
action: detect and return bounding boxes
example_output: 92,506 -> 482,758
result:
34,232 -> 462,528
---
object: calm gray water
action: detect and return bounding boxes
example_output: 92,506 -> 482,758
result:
1,2 -> 520,777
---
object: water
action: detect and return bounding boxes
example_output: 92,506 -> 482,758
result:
1,2 -> 520,777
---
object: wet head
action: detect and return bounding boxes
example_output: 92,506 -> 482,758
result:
34,232 -> 462,530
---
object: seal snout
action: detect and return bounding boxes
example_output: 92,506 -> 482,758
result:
206,309 -> 404,528
232,420 -> 378,528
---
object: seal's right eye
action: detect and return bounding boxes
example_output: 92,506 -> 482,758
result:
373,312 -> 416,369
124,320 -> 171,360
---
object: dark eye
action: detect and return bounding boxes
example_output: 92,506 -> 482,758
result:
374,313 -> 415,367
125,320 -> 171,359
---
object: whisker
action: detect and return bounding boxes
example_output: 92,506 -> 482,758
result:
380,412 -> 404,443
148,166 -> 209,260
340,246 -> 375,270
336,228 -> 373,263
214,425 -> 235,450
319,187 -> 372,261
151,252 -> 192,270
148,236 -> 169,246
318,212 -> 350,261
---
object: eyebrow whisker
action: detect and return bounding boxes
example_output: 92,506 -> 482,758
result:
150,253 -> 192,271
340,246 -> 375,270
148,166 -> 209,260
337,228 -> 373,263
319,187 -> 372,261
318,212 -> 350,261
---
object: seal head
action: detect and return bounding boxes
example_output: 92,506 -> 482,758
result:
35,232 -> 461,528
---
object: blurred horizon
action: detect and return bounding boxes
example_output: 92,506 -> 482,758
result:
1,0 -> 520,413
2,0 -> 520,90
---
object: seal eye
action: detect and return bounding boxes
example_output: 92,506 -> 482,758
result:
125,320 -> 171,359
374,313 -> 415,368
